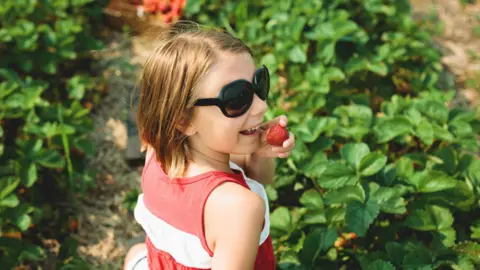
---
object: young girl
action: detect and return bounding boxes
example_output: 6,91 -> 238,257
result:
124,21 -> 295,270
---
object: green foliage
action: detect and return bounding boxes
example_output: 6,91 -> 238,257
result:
184,0 -> 480,269
0,0 -> 106,267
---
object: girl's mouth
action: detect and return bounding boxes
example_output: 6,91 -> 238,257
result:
240,125 -> 260,135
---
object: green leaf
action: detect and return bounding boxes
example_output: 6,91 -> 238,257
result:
67,75 -> 87,100
410,170 -> 457,193
0,177 -> 20,200
324,67 -> 345,82
317,162 -> 357,189
432,123 -> 454,142
261,53 -> 277,72
416,99 -> 449,123
396,157 -> 414,179
415,118 -> 434,145
299,189 -> 324,209
452,256 -> 475,270
345,56 -> 368,75
333,105 -> 372,141
184,0 -> 201,14
371,186 -> 406,214
433,147 -> 457,174
405,108 -> 422,126
302,152 -> 328,179
20,162 -> 37,188
424,181 -> 475,211
13,214 -> 32,231
431,228 -> 456,248
270,207 -> 293,235
403,246 -> 434,270
0,194 -> 19,208
302,209 -> 327,225
299,227 -> 337,266
19,243 -> 46,261
34,150 -> 65,169
378,164 -> 397,186
346,199 -> 380,237
374,116 -> 413,143
326,207 -> 346,223
323,184 -> 365,205
386,242 -> 407,266
367,61 -> 388,76
404,205 -> 453,231
296,117 -> 337,143
470,221 -> 480,240
288,45 -> 306,63
453,241 -> 480,264
340,143 -> 370,170
369,260 -> 395,270
450,120 -> 473,138
359,152 -> 388,176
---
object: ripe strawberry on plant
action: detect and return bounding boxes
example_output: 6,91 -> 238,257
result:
266,124 -> 289,146
143,0 -> 158,12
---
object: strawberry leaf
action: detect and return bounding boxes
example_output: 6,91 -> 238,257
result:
409,170 -> 457,193
373,116 -> 413,143
346,199 -> 380,237
369,260 -> 395,270
404,205 -> 454,231
317,162 -> 357,189
453,241 -> 480,264
359,152 -> 388,176
298,227 -> 337,266
340,143 -> 370,170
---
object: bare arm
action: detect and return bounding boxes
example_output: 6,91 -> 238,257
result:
230,154 -> 276,185
245,154 -> 276,185
204,182 -> 266,270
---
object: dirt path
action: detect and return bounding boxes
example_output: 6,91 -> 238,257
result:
410,0 -> 480,107
73,32 -> 145,269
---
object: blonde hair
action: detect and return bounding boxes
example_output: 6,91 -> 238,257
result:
134,21 -> 253,178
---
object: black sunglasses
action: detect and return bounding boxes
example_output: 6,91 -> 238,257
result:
193,65 -> 270,118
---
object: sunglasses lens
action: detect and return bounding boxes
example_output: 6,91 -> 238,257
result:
223,82 -> 253,117
254,66 -> 270,100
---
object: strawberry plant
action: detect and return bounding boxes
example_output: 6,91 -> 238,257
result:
184,0 -> 480,269
0,0 -> 106,268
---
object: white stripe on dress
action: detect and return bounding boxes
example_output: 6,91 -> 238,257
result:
229,161 -> 271,245
134,194 -> 213,268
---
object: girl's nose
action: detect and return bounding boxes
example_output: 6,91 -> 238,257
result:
249,94 -> 267,117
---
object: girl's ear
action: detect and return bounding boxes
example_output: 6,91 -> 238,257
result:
176,111 -> 196,136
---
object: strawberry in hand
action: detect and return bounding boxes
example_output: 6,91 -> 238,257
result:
266,124 -> 289,146
254,115 -> 295,159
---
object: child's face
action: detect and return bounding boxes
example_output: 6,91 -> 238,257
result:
188,51 -> 267,158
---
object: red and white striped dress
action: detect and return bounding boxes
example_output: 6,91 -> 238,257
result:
134,153 -> 276,269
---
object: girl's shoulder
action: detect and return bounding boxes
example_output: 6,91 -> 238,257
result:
203,180 -> 266,247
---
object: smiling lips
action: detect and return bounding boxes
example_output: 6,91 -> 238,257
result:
239,124 -> 261,135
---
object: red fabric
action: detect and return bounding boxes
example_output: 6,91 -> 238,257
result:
141,153 -> 276,270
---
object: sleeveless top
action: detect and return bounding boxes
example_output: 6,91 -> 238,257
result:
133,153 -> 276,269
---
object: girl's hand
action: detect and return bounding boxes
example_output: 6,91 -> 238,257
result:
254,115 -> 295,159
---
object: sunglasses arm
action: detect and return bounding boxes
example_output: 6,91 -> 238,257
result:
194,98 -> 223,107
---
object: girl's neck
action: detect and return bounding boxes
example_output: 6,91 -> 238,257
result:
187,147 -> 232,176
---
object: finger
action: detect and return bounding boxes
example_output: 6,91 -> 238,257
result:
272,146 -> 293,155
278,152 -> 291,158
278,115 -> 288,127
282,133 -> 295,148
260,115 -> 288,130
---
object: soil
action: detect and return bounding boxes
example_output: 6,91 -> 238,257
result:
74,1 -> 480,269
410,0 -> 480,107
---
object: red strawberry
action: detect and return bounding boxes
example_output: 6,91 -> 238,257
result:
266,124 -> 289,146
